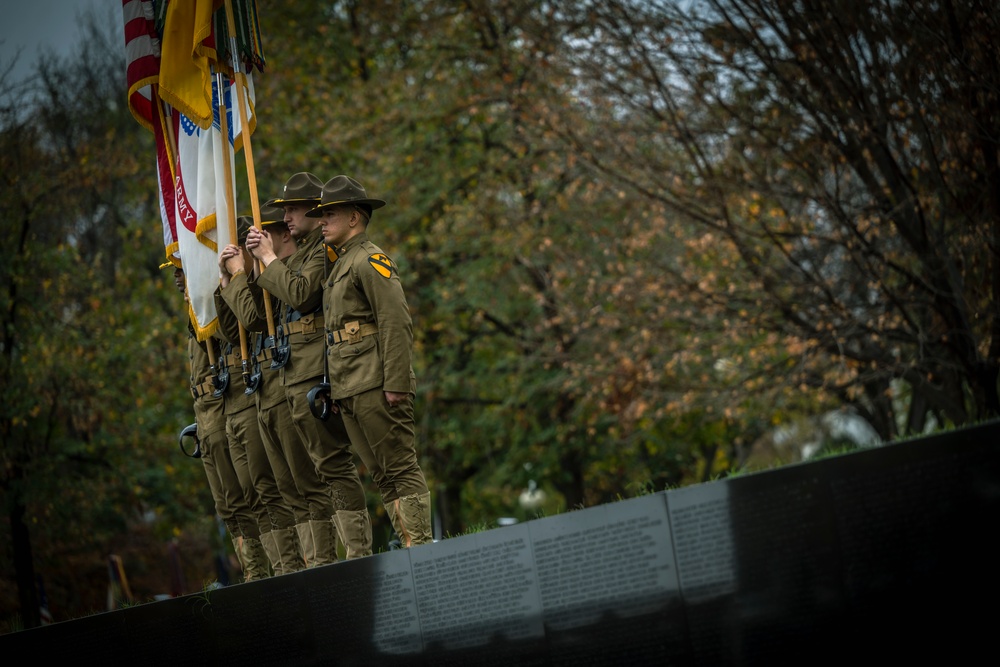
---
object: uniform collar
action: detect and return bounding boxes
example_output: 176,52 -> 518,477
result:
299,225 -> 324,247
333,232 -> 369,257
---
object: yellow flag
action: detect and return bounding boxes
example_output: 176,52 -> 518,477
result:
158,0 -> 220,130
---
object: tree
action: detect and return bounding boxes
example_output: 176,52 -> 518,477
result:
251,0 -> 789,532
541,0 -> 1000,441
12,0 -> 985,626
1,14 -> 215,629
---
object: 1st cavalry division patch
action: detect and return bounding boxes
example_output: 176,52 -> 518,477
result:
368,253 -> 395,278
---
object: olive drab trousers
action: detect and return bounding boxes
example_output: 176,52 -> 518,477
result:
286,377 -> 372,558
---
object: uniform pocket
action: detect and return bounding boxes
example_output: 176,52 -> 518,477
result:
338,334 -> 377,358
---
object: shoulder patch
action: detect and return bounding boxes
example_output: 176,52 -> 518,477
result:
368,253 -> 395,279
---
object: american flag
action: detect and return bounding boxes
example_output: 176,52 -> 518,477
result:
123,0 -> 162,133
122,0 -> 179,265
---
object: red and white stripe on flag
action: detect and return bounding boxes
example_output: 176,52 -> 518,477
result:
123,0 -> 180,265
123,0 -> 160,131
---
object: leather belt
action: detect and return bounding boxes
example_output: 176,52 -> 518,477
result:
327,321 -> 378,345
190,379 -> 215,399
285,313 -> 323,335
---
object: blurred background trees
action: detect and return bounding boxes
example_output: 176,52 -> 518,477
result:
1,0 -> 996,629
1,12 -> 223,630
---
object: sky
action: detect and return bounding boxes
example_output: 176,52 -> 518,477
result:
0,0 -> 122,84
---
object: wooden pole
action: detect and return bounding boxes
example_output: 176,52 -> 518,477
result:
214,70 -> 253,378
221,0 -> 277,340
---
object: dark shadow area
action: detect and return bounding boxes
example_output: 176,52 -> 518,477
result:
3,420 -> 997,666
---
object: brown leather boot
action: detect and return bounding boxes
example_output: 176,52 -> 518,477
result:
240,537 -> 272,581
309,519 -> 338,566
259,531 -> 281,574
295,522 -> 317,567
395,493 -> 433,547
271,527 -> 306,574
334,509 -> 373,558
384,500 -> 404,543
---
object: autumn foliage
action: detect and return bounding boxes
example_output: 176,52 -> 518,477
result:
1,0 -> 997,629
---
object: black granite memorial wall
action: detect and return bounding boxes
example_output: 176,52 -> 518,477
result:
3,419 -> 998,665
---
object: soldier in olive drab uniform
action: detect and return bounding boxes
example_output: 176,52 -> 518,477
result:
176,267 -> 269,581
245,173 -> 374,559
309,175 -> 433,547
218,206 -> 339,569
214,216 -> 305,576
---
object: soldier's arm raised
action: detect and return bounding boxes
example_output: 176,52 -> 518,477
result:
255,243 -> 325,314
221,272 -> 267,332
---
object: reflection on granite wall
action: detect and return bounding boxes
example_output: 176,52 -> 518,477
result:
3,419 -> 997,665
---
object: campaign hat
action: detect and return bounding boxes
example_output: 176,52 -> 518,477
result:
271,172 -> 324,205
306,175 -> 386,218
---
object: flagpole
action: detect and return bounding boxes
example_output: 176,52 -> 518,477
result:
221,0 -> 278,344
214,70 -> 240,270
155,86 -> 180,198
215,69 -> 256,391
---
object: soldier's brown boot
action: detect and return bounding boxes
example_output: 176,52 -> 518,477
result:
295,522 -> 317,568
259,531 -> 282,574
384,501 -> 404,548
230,535 -> 248,579
272,527 -> 306,574
334,509 -> 373,559
241,537 -> 272,581
309,518 -> 338,566
384,500 -> 405,545
395,492 -> 433,547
